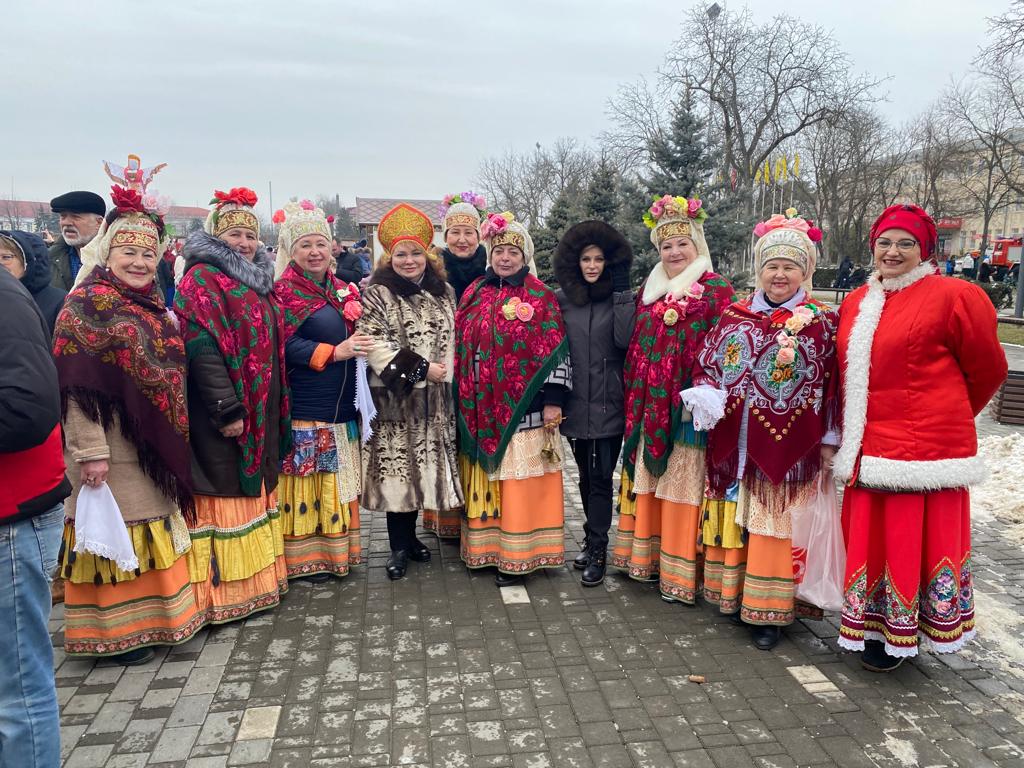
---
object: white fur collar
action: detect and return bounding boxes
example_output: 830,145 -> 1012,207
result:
870,262 -> 936,293
641,255 -> 713,305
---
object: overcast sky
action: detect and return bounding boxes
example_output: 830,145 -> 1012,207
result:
3,0 -> 1010,216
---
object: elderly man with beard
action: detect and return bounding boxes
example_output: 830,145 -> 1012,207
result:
48,191 -> 105,291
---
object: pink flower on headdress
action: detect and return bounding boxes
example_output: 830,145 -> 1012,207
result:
443,194 -> 454,207
272,209 -> 286,224
300,199 -> 315,211
481,213 -> 509,239
687,198 -> 702,217
807,226 -> 823,242
650,201 -> 665,218
142,192 -> 171,217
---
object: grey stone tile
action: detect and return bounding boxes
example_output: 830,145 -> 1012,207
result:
150,724 -> 200,763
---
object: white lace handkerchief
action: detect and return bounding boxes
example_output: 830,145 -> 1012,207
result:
74,483 -> 139,571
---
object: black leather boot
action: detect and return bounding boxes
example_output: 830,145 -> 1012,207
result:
494,571 -> 523,587
573,536 -> 591,570
581,548 -> 606,587
861,640 -> 904,672
406,538 -> 431,562
750,625 -> 782,651
386,550 -> 409,580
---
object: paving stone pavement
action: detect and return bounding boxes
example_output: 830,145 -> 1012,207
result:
54,356 -> 1024,768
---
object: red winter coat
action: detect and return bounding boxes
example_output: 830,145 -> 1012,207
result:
833,265 -> 1007,491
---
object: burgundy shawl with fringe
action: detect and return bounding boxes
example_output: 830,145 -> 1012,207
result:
53,269 -> 194,520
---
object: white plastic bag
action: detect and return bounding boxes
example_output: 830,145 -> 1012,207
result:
791,473 -> 845,611
74,482 -> 139,572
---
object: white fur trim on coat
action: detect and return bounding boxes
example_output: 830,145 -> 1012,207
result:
641,255 -> 713,305
858,454 -> 987,491
832,263 -> 936,484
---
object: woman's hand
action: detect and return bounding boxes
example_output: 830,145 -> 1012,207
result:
427,362 -> 447,383
820,444 -> 837,473
334,333 -> 376,361
220,419 -> 244,438
543,405 -> 563,428
80,459 -> 109,487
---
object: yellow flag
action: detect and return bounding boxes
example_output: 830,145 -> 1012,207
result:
774,157 -> 787,182
793,154 -> 801,178
763,159 -> 771,186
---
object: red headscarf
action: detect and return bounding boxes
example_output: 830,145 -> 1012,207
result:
869,204 -> 937,259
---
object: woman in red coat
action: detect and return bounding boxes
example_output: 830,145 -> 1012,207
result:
833,204 -> 1007,671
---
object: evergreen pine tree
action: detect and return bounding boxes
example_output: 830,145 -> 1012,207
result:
584,158 -> 620,223
643,97 -> 713,199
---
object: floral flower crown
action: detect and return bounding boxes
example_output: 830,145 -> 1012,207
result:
110,185 -> 168,235
210,187 -> 258,210
480,211 -> 513,239
753,207 -> 823,243
643,195 -> 707,229
272,198 -> 319,225
440,191 -> 487,220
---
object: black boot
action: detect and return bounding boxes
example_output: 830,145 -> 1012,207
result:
111,647 -> 156,666
494,571 -> 523,587
386,550 -> 408,580
581,548 -> 606,587
861,640 -> 904,672
406,537 -> 431,562
573,536 -> 591,570
750,625 -> 782,651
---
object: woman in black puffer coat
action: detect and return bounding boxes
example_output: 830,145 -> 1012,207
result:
0,230 -> 67,336
553,221 -> 635,587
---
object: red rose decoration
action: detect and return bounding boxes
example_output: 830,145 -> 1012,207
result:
272,209 -> 286,224
212,187 -> 258,208
111,185 -> 144,214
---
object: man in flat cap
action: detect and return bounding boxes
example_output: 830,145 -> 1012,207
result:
48,191 -> 105,291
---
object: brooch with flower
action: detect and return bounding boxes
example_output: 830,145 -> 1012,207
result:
501,296 -> 535,322
336,282 -> 362,326
657,281 -> 705,326
771,303 -> 819,379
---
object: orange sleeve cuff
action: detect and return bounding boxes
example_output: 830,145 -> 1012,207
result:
310,343 -> 335,372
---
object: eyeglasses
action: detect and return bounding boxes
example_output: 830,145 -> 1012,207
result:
874,238 -> 919,253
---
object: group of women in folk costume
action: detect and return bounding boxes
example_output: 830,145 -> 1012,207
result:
51,178 -> 1006,670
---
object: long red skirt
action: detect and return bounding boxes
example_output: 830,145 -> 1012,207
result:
839,485 -> 974,657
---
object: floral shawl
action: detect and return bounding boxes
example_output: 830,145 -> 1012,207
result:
692,294 -> 839,505
455,268 -> 568,472
174,235 -> 290,496
623,271 -> 735,479
274,261 -> 363,342
53,268 -> 193,518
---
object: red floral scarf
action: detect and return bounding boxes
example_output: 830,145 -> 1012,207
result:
53,269 -> 193,518
455,271 -> 568,472
175,264 -> 290,496
274,262 -> 363,341
623,272 -> 735,479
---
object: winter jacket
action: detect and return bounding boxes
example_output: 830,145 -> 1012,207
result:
833,265 -> 1008,491
0,268 -> 71,523
285,303 -> 358,424
551,220 -> 635,440
2,230 -> 66,336
179,236 -> 286,498
49,237 -> 80,292
335,250 -> 365,284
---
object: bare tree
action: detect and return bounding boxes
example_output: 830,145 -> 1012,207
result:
474,139 -> 595,228
893,104 -> 969,218
943,76 -> 1022,257
600,78 -> 672,175
980,0 -> 1024,62
664,6 -> 883,209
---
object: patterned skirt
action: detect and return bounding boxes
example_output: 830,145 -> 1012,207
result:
278,419 -> 362,577
187,487 -> 288,625
612,439 -> 706,602
59,513 -> 204,656
838,485 -> 974,657
422,508 -> 462,540
459,429 -> 565,574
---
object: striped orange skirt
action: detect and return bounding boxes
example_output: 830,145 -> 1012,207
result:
704,534 -> 807,626
422,508 -> 462,540
187,488 -> 288,625
461,469 -> 565,574
60,518 -> 204,656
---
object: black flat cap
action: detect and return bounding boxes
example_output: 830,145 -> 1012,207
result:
50,191 -> 106,216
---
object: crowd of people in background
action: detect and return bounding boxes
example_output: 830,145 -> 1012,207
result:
0,170 -> 1008,766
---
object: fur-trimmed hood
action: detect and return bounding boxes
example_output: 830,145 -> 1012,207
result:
182,230 -> 275,295
369,262 -> 449,298
553,220 -> 632,306
0,229 -> 52,295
